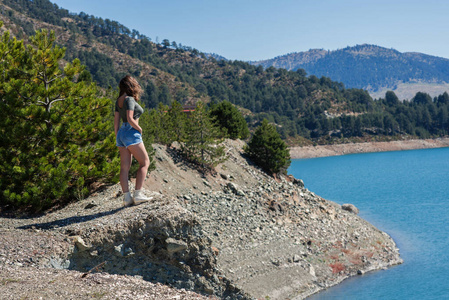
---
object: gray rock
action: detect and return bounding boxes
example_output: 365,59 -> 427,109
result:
293,178 -> 304,188
114,244 -> 124,255
166,238 -> 188,254
123,247 -> 135,256
203,180 -> 211,188
227,182 -> 247,197
50,257 -> 70,269
236,190 -> 246,197
227,182 -> 239,192
271,258 -> 281,266
309,265 -> 316,277
342,203 -> 359,214
72,236 -> 89,252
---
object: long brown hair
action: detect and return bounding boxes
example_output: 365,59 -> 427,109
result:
119,75 -> 143,101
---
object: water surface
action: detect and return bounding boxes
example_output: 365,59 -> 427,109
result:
288,148 -> 449,300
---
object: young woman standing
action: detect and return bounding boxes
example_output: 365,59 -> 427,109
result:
114,75 -> 152,206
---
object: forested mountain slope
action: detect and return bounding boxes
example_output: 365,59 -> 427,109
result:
1,0 -> 449,145
253,44 -> 449,100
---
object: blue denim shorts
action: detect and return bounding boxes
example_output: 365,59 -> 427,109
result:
116,122 -> 142,148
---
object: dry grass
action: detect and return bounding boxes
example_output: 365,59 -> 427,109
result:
370,82 -> 449,101
329,262 -> 346,274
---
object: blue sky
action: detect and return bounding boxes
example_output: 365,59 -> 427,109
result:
50,0 -> 449,61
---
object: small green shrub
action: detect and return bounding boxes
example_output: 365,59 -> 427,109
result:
244,119 -> 291,175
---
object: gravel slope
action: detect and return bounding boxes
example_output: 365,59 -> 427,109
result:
0,140 -> 402,299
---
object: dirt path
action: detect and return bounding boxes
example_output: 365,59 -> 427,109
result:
290,138 -> 449,159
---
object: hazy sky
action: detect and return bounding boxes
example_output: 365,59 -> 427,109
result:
50,0 -> 449,61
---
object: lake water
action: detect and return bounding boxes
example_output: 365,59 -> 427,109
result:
288,147 -> 449,300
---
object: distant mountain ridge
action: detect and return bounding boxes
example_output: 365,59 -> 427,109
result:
252,44 -> 449,99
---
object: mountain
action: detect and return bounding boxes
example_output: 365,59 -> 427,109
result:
252,44 -> 449,100
2,0 -> 449,145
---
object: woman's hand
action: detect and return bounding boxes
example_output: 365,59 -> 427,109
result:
127,109 -> 142,134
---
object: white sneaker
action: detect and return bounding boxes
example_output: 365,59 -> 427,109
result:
123,192 -> 134,207
134,189 -> 153,204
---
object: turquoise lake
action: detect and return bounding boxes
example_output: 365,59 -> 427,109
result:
288,147 -> 449,300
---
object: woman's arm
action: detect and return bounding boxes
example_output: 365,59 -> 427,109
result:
127,110 -> 142,133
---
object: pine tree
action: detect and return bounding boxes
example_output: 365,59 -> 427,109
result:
167,100 -> 188,142
209,100 -> 249,139
244,119 -> 291,175
0,27 -> 119,210
182,102 -> 226,171
146,102 -> 172,146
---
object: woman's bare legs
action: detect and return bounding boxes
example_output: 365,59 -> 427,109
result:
127,142 -> 150,190
118,146 -> 132,193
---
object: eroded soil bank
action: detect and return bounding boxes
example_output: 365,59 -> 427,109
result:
290,138 -> 449,159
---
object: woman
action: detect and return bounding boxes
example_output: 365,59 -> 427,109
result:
114,75 -> 152,206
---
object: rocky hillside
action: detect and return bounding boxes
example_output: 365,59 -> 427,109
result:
0,140 -> 402,299
0,0 -> 417,145
253,44 -> 449,100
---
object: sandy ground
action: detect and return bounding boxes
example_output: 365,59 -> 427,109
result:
290,138 -> 449,159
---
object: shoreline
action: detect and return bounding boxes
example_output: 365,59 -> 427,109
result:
289,138 -> 449,159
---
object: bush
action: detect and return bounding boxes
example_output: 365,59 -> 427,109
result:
145,101 -> 226,173
244,119 -> 291,175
